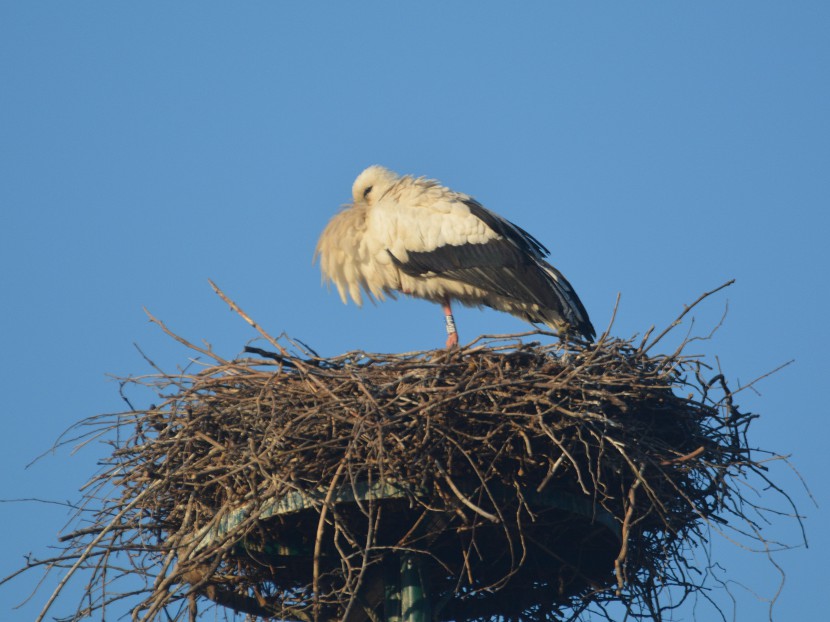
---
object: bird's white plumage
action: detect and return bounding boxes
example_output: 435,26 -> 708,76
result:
315,165 -> 595,343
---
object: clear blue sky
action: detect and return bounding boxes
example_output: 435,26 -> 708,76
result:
1,3 -> 827,620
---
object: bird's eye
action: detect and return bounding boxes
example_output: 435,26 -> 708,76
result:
363,185 -> 373,199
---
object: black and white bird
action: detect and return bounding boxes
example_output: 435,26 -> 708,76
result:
314,165 -> 595,347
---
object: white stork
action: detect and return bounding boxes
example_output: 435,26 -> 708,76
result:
314,165 -> 595,347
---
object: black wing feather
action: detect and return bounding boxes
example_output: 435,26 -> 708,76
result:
391,238 -> 563,308
462,199 -> 550,259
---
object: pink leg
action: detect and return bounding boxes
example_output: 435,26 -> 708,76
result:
442,297 -> 459,348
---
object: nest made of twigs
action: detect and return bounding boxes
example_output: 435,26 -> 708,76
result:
8,283 -> 801,622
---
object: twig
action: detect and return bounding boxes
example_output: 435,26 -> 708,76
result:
643,279 -> 735,353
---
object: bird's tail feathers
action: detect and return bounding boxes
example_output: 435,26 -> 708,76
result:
539,263 -> 596,342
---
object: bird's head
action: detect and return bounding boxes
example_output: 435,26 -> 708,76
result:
352,165 -> 400,207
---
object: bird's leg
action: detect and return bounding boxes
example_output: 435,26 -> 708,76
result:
442,297 -> 459,348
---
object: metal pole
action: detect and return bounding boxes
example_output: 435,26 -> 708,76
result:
400,552 -> 429,622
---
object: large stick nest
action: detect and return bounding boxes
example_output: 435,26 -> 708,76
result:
7,284 -> 802,622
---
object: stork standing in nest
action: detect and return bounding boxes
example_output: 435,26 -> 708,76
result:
315,165 -> 595,348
